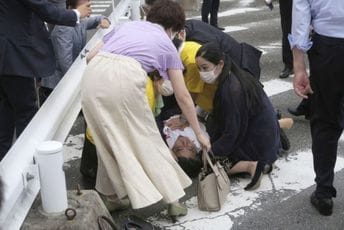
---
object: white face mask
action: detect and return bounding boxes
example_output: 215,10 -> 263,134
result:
158,80 -> 174,96
199,66 -> 218,84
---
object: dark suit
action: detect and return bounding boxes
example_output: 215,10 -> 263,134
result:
279,0 -> 293,68
201,0 -> 220,27
185,20 -> 262,80
0,0 -> 77,159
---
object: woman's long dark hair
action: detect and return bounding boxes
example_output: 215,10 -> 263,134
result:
195,43 -> 263,122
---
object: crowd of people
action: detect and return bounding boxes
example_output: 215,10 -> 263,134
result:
0,0 -> 343,224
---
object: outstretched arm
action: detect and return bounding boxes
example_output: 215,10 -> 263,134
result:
169,69 -> 211,151
86,41 -> 104,64
288,0 -> 313,98
19,0 -> 91,26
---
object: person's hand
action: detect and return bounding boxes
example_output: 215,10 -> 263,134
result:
99,18 -> 110,29
164,117 -> 187,130
197,132 -> 211,152
293,68 -> 313,99
77,2 -> 92,18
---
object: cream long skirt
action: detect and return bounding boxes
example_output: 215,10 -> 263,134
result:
81,52 -> 192,209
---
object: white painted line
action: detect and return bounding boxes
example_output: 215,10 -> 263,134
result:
218,7 -> 261,17
93,1 -> 113,3
340,133 -> 344,142
91,14 -> 102,17
92,9 -> 107,13
188,7 -> 261,20
223,26 -> 247,33
238,0 -> 255,7
259,44 -> 281,49
263,79 -> 293,97
258,41 -> 282,55
149,151 -> 344,229
92,4 -> 111,7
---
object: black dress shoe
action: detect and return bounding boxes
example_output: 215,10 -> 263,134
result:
275,109 -> 282,120
310,192 -> 333,216
212,25 -> 225,31
245,161 -> 263,191
287,107 -> 306,116
280,128 -> 290,151
264,0 -> 274,10
279,66 -> 293,78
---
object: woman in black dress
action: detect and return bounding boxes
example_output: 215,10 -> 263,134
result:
195,43 -> 281,190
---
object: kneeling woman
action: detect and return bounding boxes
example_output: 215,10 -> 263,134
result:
195,43 -> 280,190
81,0 -> 210,221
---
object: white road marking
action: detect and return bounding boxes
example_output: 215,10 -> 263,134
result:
92,4 -> 111,7
223,26 -> 248,33
238,0 -> 255,7
93,0 -> 113,3
340,134 -> 344,142
259,44 -> 281,50
258,41 -> 282,55
188,7 -> 261,20
149,151 -> 344,229
92,9 -> 107,13
263,79 -> 293,97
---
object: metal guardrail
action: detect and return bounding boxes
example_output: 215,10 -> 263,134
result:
0,0 -> 139,229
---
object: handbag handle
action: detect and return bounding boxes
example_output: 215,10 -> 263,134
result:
202,150 -> 230,189
202,149 -> 219,177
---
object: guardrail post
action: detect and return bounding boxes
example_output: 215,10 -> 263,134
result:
35,141 -> 67,213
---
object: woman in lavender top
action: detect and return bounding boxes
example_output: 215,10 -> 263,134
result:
81,0 -> 210,221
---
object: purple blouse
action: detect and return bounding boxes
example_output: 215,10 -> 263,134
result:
101,21 -> 183,79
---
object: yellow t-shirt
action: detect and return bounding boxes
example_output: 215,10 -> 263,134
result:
146,77 -> 156,112
180,41 -> 218,113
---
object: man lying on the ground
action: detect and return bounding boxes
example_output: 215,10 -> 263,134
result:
164,112 -> 292,191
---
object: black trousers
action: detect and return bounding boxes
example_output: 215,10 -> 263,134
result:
0,75 -> 38,160
308,34 -> 344,199
279,0 -> 293,68
201,0 -> 220,26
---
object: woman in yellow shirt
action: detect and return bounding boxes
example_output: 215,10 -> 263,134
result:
179,40 -> 217,114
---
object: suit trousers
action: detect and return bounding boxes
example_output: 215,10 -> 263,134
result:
0,75 -> 37,160
308,34 -> 344,199
201,0 -> 220,26
279,0 -> 293,68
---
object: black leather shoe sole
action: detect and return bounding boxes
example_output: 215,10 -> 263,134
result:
280,128 -> 291,151
310,192 -> 333,216
287,108 -> 306,116
279,69 -> 293,79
